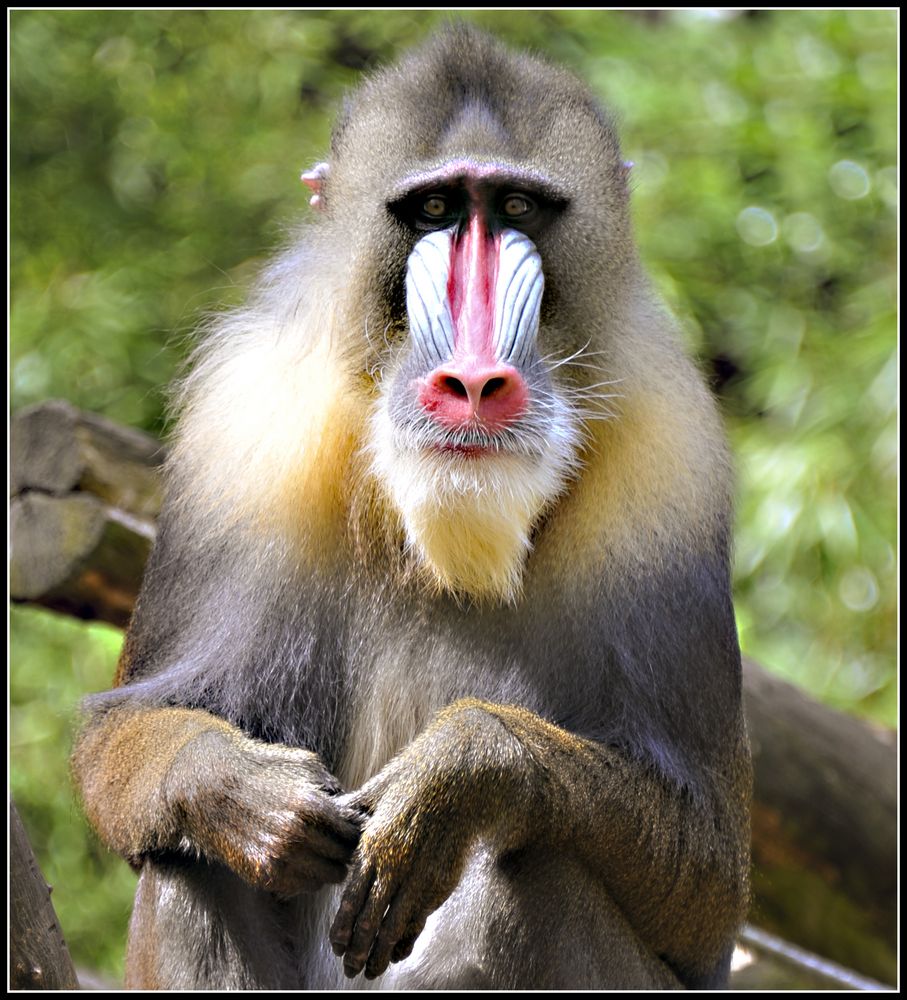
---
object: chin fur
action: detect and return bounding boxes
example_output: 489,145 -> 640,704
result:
370,404 -> 582,603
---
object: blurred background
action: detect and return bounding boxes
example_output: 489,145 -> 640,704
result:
10,10 -> 897,981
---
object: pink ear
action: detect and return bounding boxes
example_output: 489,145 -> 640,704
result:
300,161 -> 330,211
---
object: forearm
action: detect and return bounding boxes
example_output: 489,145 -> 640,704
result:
429,699 -> 750,974
71,704 -> 236,862
72,702 -> 361,895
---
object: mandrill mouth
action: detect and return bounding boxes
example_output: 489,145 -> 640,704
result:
417,415 -> 544,460
437,442 -> 486,457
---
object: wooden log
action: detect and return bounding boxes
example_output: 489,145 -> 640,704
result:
743,659 -> 897,983
10,492 -> 155,629
10,398 -> 164,515
9,800 -> 79,990
10,400 -> 163,628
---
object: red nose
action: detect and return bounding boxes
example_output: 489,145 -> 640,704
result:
419,362 -> 528,431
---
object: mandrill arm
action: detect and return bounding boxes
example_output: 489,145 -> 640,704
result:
72,704 -> 361,896
330,698 -> 750,984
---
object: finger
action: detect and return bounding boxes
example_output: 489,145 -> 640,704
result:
364,888 -> 414,980
329,861 -> 374,956
268,853 -> 348,896
339,766 -> 396,816
390,916 -> 426,965
318,774 -> 344,795
342,873 -> 397,978
333,804 -> 368,837
303,824 -> 358,863
308,800 -> 363,844
336,788 -> 377,818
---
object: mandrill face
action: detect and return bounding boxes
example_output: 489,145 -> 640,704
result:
371,165 -> 586,603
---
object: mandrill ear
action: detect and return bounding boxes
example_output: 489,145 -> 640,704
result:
301,161 -> 330,211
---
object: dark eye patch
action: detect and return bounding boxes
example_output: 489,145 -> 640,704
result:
388,185 -> 465,232
387,177 -> 568,237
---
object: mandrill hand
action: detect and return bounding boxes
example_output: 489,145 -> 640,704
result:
168,732 -> 364,897
328,762 -> 474,979
329,700 -> 528,980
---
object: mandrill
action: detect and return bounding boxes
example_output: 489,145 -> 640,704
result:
72,25 -> 751,990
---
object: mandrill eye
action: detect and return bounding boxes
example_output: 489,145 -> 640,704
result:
501,193 -> 534,218
421,195 -> 449,218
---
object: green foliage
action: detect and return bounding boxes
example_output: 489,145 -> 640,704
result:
10,10 -> 896,980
